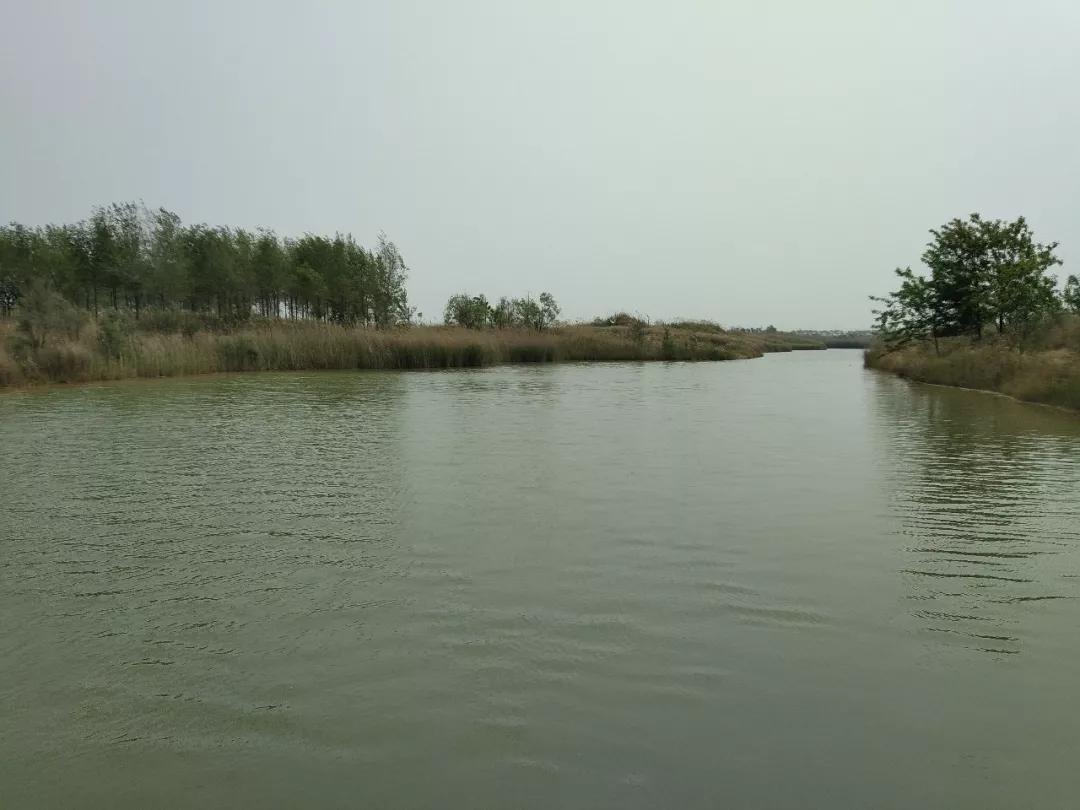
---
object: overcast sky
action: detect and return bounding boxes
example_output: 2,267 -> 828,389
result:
3,1 -> 1078,328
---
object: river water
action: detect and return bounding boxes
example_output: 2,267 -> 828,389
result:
2,351 -> 1079,808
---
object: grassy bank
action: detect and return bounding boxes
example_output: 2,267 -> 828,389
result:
667,321 -> 827,353
864,316 -> 1080,411
0,318 -> 820,388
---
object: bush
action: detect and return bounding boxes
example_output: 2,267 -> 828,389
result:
97,312 -> 134,359
35,342 -> 93,382
16,283 -> 87,348
593,312 -> 645,328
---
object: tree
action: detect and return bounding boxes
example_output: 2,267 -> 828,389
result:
873,214 -> 1063,349
921,214 -> 1061,338
0,202 -> 415,329
444,293 -> 492,329
538,292 -> 560,331
372,232 -> 409,326
512,296 -> 541,330
1062,275 -> 1080,314
871,268 -> 940,351
490,296 -> 515,328
146,208 -> 188,310
982,216 -> 1061,335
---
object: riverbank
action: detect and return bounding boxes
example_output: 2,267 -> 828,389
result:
0,319 -> 823,388
864,318 -> 1080,411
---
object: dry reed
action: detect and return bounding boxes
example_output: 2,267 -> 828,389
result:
0,319 -> 780,388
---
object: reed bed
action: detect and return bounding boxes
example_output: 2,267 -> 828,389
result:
865,316 -> 1080,412
0,319 -> 781,388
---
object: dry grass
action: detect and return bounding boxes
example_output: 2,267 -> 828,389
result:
865,315 -> 1080,411
0,322 -> 23,386
0,319 -> 780,388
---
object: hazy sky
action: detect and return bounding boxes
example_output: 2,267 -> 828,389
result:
3,1 -> 1079,328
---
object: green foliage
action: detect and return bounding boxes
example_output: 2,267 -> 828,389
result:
0,202 -> 411,327
538,292 -> 560,330
873,214 -> 1064,350
97,312 -> 133,359
443,291 -> 561,331
1,273 -> 20,315
511,293 -> 559,331
444,293 -> 493,329
491,297 -> 515,328
871,267 -> 938,349
512,296 -> 541,330
1064,275 -> 1080,314
592,312 -> 646,328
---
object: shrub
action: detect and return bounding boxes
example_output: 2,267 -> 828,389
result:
35,341 -> 93,382
97,312 -> 134,359
16,282 -> 87,348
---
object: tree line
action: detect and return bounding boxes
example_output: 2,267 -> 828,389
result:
0,202 -> 411,325
444,291 -> 561,331
872,213 -> 1080,350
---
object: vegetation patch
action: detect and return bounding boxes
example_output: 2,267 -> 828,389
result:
867,213 -> 1080,411
0,200 -> 830,388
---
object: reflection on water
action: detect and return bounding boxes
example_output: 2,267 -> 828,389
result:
3,356 -> 1080,808
872,377 -> 1080,656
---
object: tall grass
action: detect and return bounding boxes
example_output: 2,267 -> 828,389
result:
0,319 -> 781,388
0,322 -> 23,387
865,314 -> 1080,411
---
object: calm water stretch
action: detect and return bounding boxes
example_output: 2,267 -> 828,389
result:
2,351 -> 1079,808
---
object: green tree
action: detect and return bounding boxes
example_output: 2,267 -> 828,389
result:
538,292 -> 560,331
512,296 -> 541,330
490,296 -> 515,328
1064,275 -> 1080,314
0,201 -> 412,329
252,229 -> 287,318
146,208 -> 188,310
444,293 -> 492,328
871,268 -> 940,351
372,233 -> 409,326
874,214 -> 1063,348
982,216 -> 1061,335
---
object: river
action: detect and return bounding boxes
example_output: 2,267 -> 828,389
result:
2,351 -> 1079,808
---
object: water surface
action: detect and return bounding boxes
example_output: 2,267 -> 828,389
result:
2,352 -> 1079,808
